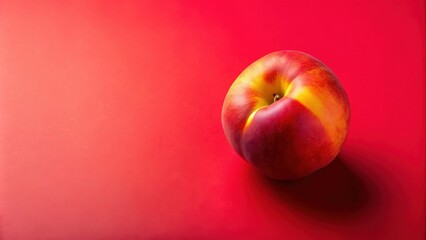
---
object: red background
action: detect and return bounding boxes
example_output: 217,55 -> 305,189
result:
0,0 -> 424,239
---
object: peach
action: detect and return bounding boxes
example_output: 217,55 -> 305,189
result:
221,51 -> 350,180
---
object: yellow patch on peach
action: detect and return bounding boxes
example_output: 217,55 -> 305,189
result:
244,106 -> 267,130
287,81 -> 348,153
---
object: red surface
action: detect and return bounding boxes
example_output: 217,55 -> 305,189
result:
0,0 -> 424,239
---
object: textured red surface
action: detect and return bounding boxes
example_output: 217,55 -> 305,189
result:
0,0 -> 424,239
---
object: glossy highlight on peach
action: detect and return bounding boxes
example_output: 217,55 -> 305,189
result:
222,50 -> 350,180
